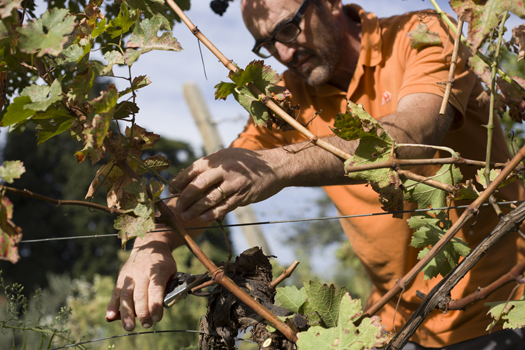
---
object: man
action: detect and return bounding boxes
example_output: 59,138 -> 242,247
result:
106,0 -> 525,348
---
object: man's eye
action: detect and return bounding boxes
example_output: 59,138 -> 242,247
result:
276,23 -> 299,41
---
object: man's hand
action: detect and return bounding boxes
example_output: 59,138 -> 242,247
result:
106,231 -> 177,331
172,148 -> 287,222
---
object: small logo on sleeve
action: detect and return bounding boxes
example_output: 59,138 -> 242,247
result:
381,91 -> 392,106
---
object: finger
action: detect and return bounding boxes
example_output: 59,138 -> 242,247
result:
133,276 -> 152,329
177,170 -> 223,214
199,195 -> 239,222
181,185 -> 226,221
149,271 -> 175,323
120,277 -> 136,331
170,160 -> 205,194
106,283 -> 122,322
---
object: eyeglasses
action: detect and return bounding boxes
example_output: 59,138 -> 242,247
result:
252,0 -> 311,58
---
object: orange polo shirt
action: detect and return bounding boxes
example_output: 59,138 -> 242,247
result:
231,5 -> 525,347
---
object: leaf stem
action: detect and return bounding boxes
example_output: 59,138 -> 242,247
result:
396,143 -> 458,158
484,12 -> 508,217
397,169 -> 456,193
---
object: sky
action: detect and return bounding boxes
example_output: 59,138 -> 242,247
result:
9,0 -> 524,275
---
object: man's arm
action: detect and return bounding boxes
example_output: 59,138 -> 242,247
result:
106,92 -> 455,330
173,93 -> 456,222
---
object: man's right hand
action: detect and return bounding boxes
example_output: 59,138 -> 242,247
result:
106,232 -> 177,331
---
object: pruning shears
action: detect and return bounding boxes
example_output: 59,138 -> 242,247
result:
163,272 -> 211,308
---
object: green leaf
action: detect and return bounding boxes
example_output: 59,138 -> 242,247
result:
107,2 -> 141,38
406,23 -> 441,50
0,96 -> 36,126
0,0 -> 23,19
214,61 -> 290,128
99,50 -> 124,76
336,102 -> 403,216
118,75 -> 151,96
35,114 -> 74,145
0,196 -> 22,263
21,80 -> 62,111
124,14 -> 182,65
451,0 -> 525,53
276,285 -> 307,314
476,168 -> 499,189
409,213 -> 470,280
296,293 -> 392,350
0,160 -> 25,184
54,43 -> 86,65
303,281 -> 347,328
404,165 -> 462,212
113,101 -> 140,120
114,210 -> 155,247
17,8 -> 77,57
486,299 -> 525,330
67,67 -> 96,104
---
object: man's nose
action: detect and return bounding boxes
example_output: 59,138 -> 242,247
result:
274,41 -> 297,63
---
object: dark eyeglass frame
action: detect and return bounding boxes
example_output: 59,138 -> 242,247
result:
251,0 -> 311,58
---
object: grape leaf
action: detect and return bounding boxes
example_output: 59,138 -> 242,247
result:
0,96 -> 36,126
113,101 -> 140,120
468,55 -> 492,87
497,76 -> 525,123
0,160 -> 25,184
149,179 -> 164,200
486,299 -> 525,330
514,25 -> 525,62
54,43 -> 85,65
21,80 -> 62,112
0,0 -> 22,19
409,213 -> 470,280
101,50 -> 125,76
107,2 -> 140,38
452,179 -> 479,201
406,23 -> 442,50
276,285 -> 307,314
450,0 -> 525,53
126,124 -> 160,151
214,60 -> 290,128
114,179 -> 155,246
35,115 -> 74,145
0,196 -> 22,263
303,281 -> 347,328
404,165 -> 462,212
334,102 -> 403,216
137,154 -> 171,175
296,293 -> 391,350
118,75 -> 151,97
67,66 -> 96,104
17,8 -> 77,57
124,14 -> 182,65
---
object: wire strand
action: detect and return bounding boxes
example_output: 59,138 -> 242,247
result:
19,201 -> 523,244
48,329 -> 254,349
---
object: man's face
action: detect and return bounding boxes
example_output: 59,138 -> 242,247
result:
241,0 -> 344,86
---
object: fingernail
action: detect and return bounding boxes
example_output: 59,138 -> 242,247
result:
152,314 -> 161,323
182,212 -> 190,221
106,310 -> 116,319
125,323 -> 134,331
142,322 -> 152,329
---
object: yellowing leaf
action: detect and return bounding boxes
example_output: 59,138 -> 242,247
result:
407,23 -> 442,50
0,196 -> 22,263
17,8 -> 77,57
486,299 -> 525,330
0,160 -> 25,184
21,80 -> 62,112
118,75 -> 151,97
0,0 -> 22,19
514,25 -> 525,61
124,14 -> 182,65
296,293 -> 391,350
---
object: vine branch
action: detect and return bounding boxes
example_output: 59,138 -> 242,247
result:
270,261 -> 300,289
439,18 -> 464,115
2,186 -> 128,215
387,201 -> 525,349
362,145 -> 525,321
